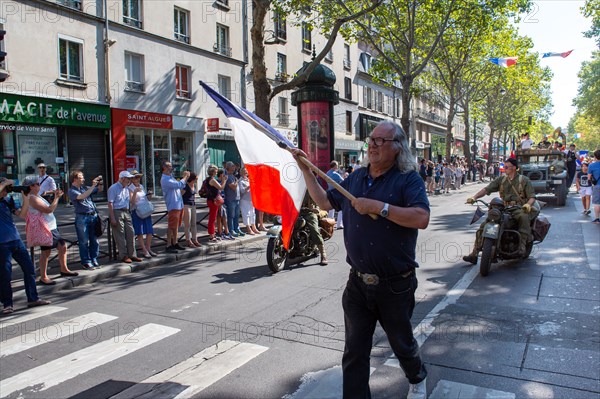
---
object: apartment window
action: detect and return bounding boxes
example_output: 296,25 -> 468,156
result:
274,11 -> 287,40
278,97 -> 289,126
124,52 -> 144,92
376,91 -> 383,112
175,64 -> 191,99
276,53 -> 287,81
59,37 -> 83,82
57,0 -> 81,10
344,77 -> 352,101
174,7 -> 190,44
343,44 -> 351,69
395,98 -> 401,117
215,24 -> 231,56
301,22 -> 311,52
363,87 -> 372,109
218,75 -> 231,100
0,23 -> 6,71
387,96 -> 392,115
346,111 -> 353,135
325,49 -> 333,63
123,0 -> 142,29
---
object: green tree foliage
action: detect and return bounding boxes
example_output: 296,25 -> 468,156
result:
582,0 -> 600,47
573,51 -> 600,127
568,112 -> 600,152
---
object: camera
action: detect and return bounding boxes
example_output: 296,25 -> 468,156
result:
6,185 -> 31,195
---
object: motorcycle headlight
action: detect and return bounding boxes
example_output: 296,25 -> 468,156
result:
488,208 -> 502,222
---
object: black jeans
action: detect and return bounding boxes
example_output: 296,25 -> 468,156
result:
342,271 -> 426,399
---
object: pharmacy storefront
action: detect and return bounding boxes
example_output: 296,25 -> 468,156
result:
111,108 -> 204,197
0,93 -> 110,197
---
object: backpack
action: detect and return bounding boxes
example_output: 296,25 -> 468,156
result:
199,178 -> 209,198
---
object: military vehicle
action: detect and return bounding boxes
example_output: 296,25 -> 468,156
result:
516,149 -> 568,206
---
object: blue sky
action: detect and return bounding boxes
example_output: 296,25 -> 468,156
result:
516,1 -> 596,130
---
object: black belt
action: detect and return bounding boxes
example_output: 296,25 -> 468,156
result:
350,268 -> 414,286
77,212 -> 96,216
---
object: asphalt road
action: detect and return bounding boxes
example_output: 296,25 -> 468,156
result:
1,183 -> 598,399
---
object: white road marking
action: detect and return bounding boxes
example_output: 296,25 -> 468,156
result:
429,379 -> 515,399
110,339 -> 268,399
1,312 -> 118,358
283,366 -> 375,399
0,323 -> 179,398
385,265 -> 480,367
0,306 -> 68,329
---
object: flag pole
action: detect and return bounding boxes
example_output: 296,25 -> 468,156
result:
279,143 -> 378,220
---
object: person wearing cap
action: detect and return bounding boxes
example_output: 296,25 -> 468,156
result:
37,163 -> 57,202
564,143 -> 578,189
68,170 -> 104,269
160,161 -> 190,253
537,135 -> 552,149
26,175 -> 80,284
128,170 -> 157,258
107,171 -> 142,263
464,158 -> 538,264
0,177 -> 51,315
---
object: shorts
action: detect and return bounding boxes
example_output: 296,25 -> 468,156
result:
592,185 -> 600,205
579,187 -> 592,197
40,229 -> 65,251
167,209 -> 183,230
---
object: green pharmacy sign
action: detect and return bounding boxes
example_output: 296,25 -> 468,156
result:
0,93 -> 110,129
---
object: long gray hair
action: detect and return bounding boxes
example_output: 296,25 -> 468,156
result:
365,121 -> 417,172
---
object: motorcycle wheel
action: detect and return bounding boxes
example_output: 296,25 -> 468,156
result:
267,235 -> 288,273
480,238 -> 495,277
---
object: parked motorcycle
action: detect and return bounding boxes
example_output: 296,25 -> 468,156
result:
266,215 -> 334,273
469,198 -> 550,276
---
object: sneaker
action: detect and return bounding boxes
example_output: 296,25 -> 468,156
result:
236,230 -> 246,237
593,219 -> 600,224
82,263 -> 94,270
582,210 -> 588,214
231,231 -> 239,237
407,378 -> 427,399
92,260 -> 101,268
585,209 -> 592,215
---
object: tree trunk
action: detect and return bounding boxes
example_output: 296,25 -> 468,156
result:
463,109 -> 471,165
445,95 -> 455,160
401,78 -> 412,146
488,129 -> 495,162
251,0 -> 271,123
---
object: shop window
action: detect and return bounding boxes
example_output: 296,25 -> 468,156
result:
59,37 -> 83,82
301,22 -> 311,52
214,24 -> 231,56
123,0 -> 143,29
175,64 -> 191,99
174,7 -> 190,44
124,52 -> 144,92
218,75 -> 231,100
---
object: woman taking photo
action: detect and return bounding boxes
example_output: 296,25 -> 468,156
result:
25,175 -> 78,285
182,172 -> 201,248
204,165 -> 228,243
129,171 -> 156,258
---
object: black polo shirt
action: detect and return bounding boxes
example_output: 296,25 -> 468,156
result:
327,166 -> 429,277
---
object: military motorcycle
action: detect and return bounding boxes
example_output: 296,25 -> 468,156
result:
266,214 -> 334,273
469,198 -> 550,276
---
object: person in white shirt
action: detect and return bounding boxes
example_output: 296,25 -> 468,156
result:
520,133 -> 534,150
37,163 -> 57,201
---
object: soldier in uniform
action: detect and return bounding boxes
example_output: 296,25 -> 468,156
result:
537,135 -> 552,149
463,158 -> 538,264
300,193 -> 328,265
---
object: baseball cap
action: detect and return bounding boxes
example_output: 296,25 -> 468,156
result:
119,171 -> 135,179
37,163 -> 47,168
22,175 -> 39,186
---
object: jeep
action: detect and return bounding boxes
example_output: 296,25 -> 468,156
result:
516,149 -> 568,206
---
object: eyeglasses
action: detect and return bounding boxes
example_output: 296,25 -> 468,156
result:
366,137 -> 399,147
38,167 -> 46,169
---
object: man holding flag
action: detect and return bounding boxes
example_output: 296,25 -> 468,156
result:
292,121 -> 430,399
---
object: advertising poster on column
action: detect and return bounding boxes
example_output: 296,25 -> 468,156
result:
300,101 -> 331,173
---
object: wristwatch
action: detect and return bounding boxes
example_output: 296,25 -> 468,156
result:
380,202 -> 389,218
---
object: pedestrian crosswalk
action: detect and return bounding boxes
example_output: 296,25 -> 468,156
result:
0,307 -> 268,398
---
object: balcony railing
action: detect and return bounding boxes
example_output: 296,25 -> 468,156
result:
175,32 -> 190,44
213,44 -> 232,57
277,113 -> 289,126
123,16 -> 143,29
58,0 -> 82,10
125,81 -> 145,92
274,72 -> 289,83
343,59 -> 351,70
415,110 -> 448,126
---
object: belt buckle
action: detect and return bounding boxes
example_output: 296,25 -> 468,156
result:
362,273 -> 379,285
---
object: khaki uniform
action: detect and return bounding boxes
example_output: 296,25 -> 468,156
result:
473,174 -> 538,251
300,195 -> 324,247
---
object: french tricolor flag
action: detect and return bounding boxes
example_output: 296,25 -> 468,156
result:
200,81 -> 306,249
489,57 -> 518,68
542,50 -> 573,58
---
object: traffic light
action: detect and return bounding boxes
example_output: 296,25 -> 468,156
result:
0,29 -> 7,83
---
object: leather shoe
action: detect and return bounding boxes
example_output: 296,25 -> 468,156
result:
121,257 -> 132,264
38,279 -> 56,286
130,256 -> 143,262
174,244 -> 186,250
463,255 -> 478,265
60,271 -> 79,277
165,246 -> 178,254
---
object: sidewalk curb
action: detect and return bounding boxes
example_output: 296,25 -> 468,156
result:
11,234 -> 269,299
